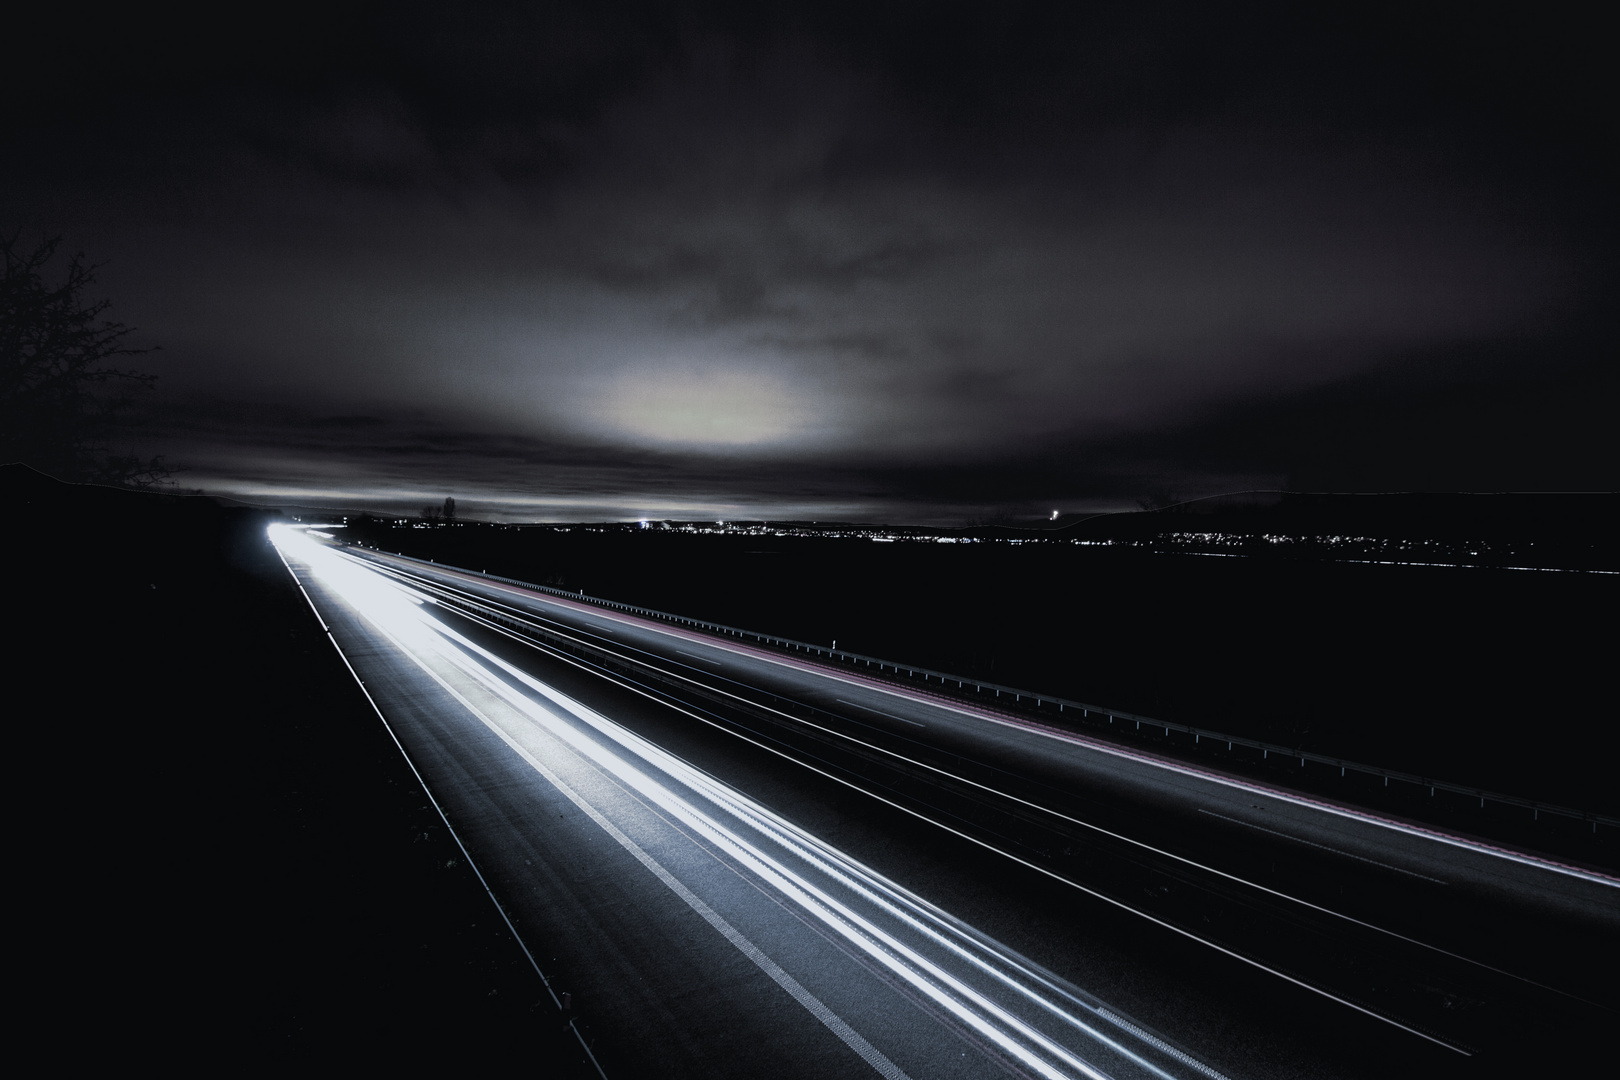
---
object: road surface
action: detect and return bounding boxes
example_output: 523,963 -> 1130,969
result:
271,526 -> 1617,1078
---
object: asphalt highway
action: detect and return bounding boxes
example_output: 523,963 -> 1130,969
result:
272,527 -> 1618,1078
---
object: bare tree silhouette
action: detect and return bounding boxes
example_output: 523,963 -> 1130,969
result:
2,231 -> 169,487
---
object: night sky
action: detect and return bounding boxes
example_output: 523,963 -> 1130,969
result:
6,2 -> 1615,522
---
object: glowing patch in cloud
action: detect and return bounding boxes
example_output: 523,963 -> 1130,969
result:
598,365 -> 817,448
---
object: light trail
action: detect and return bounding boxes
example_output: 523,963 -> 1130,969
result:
349,546 -> 1614,1030
353,558 -> 1569,961
1196,810 -> 1450,885
272,526 -> 1224,1080
348,550 -> 1600,1023
269,528 -> 611,1079
420,559 -> 1617,892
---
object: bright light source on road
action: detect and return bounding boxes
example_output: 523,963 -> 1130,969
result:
271,524 -> 436,627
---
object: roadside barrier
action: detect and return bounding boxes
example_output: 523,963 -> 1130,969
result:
367,545 -> 1618,836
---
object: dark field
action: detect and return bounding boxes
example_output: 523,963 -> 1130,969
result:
349,517 -> 1618,818
10,466 -> 594,1071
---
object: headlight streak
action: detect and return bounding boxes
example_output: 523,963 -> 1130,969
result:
275,527 -> 1223,1080
423,628 -> 1127,1080
416,654 -> 919,1080
268,529 -> 613,1080
655,761 -> 1226,1080
347,557 -> 1234,1075
337,553 -> 1530,1053
351,553 -> 1584,1012
353,549 -> 1620,1058
517,675 -> 1217,1080
406,597 -> 1128,1080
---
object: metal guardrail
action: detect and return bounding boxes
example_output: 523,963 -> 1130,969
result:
366,545 -> 1618,834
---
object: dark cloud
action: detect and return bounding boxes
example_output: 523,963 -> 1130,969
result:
5,2 -> 1614,519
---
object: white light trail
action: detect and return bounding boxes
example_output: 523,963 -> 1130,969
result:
270,526 -> 1222,1080
448,567 -> 1614,891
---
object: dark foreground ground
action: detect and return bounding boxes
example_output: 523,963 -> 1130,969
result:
9,465 -> 594,1073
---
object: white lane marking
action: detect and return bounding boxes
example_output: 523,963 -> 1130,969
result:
601,813 -> 916,1080
837,700 -> 927,727
1096,1011 -> 1224,1080
1198,810 -> 1449,885
481,707 -> 914,1080
675,649 -> 723,666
